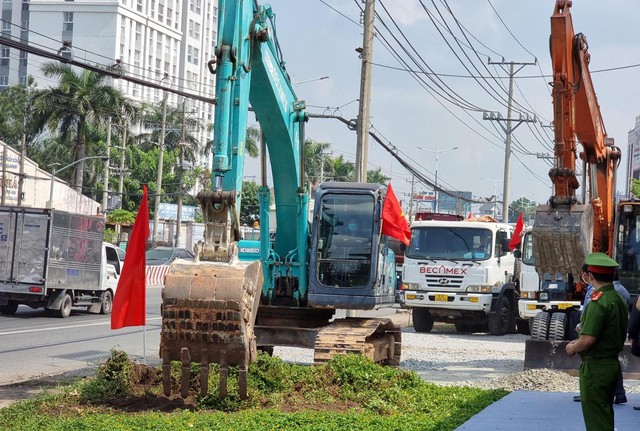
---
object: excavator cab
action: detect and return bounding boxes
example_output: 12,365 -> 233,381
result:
614,200 -> 640,301
308,182 -> 396,309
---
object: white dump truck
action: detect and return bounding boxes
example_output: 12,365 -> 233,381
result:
0,206 -> 125,317
399,218 -> 519,335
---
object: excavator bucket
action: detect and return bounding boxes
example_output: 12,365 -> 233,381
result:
531,204 -> 593,277
159,259 -> 262,399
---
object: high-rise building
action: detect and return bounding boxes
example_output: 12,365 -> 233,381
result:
1,0 -> 217,167
628,116 -> 640,197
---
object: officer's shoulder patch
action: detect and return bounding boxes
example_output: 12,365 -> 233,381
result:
591,291 -> 603,302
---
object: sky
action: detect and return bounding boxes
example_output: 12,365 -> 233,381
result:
245,0 -> 640,213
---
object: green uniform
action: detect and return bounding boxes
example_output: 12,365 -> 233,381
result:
578,284 -> 628,431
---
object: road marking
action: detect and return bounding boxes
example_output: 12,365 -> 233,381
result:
0,316 -> 162,337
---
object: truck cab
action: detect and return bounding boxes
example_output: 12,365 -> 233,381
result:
399,219 -> 517,335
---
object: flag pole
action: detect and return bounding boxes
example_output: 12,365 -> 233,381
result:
143,323 -> 147,364
143,276 -> 147,364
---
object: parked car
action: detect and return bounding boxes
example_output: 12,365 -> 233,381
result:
146,247 -> 195,266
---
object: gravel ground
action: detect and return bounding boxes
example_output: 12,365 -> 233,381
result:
274,321 -> 640,394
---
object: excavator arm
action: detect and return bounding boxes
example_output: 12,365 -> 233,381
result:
533,0 -> 621,277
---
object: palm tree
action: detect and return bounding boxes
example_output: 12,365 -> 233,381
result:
367,168 -> 391,185
32,62 -> 137,193
245,125 -> 261,158
328,155 -> 354,182
304,139 -> 332,188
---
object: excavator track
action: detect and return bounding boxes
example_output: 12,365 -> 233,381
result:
159,259 -> 262,399
313,318 -> 402,366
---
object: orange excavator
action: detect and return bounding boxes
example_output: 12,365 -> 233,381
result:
526,0 -> 620,338
523,1 -> 640,373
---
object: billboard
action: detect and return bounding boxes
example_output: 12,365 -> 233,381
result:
157,203 -> 197,221
438,191 -> 472,213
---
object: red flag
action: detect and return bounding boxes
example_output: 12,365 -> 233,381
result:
382,183 -> 411,246
508,212 -> 525,251
111,186 -> 150,329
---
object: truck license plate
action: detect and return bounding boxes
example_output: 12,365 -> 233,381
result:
557,303 -> 573,310
435,294 -> 448,302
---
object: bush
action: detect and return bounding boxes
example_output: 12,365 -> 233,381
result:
79,349 -> 132,403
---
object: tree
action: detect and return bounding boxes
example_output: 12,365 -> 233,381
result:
366,168 -> 390,185
31,62 -> 137,193
509,197 -> 537,224
632,178 -> 640,199
304,139 -> 332,188
245,126 -> 260,158
328,155 -> 354,182
0,78 -> 41,149
240,180 -> 260,226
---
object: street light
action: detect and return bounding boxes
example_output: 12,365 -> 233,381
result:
48,155 -> 109,209
293,75 -> 330,88
417,146 -> 458,212
152,73 -> 172,248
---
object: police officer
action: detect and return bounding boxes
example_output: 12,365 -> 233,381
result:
566,252 -> 629,430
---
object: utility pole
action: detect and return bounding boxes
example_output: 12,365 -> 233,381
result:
408,175 -> 415,222
483,59 -> 537,221
152,74 -> 171,247
118,124 -> 127,209
175,100 -> 186,248
101,116 -> 112,214
17,87 -> 29,207
355,0 -> 375,182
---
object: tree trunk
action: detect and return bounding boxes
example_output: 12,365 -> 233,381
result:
74,118 -> 87,193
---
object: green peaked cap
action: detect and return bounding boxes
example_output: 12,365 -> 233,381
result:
584,252 -> 618,268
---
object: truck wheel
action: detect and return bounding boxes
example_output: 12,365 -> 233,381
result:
488,296 -> 511,335
57,293 -> 72,318
0,300 -> 18,315
100,291 -> 113,315
530,311 -> 550,340
548,312 -> 568,340
412,308 -> 434,333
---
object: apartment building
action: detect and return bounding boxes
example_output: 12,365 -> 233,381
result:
628,116 -> 640,197
1,0 -> 217,167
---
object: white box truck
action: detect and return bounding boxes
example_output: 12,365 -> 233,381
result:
399,219 -> 519,335
0,207 -> 125,317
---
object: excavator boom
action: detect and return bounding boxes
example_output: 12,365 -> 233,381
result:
533,0 -> 621,277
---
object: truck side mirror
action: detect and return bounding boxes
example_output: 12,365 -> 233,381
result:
501,238 -> 511,256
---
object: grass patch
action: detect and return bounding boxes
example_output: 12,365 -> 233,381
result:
0,350 -> 508,431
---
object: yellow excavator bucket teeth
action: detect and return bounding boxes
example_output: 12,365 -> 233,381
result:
532,204 -> 593,277
159,259 -> 262,399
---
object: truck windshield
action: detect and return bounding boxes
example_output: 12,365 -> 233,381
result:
315,193 -> 375,287
522,232 -> 535,266
406,226 -> 493,261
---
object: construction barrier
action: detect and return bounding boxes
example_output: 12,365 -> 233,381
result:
146,265 -> 171,286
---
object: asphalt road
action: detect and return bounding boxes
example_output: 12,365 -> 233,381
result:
0,286 -> 163,385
